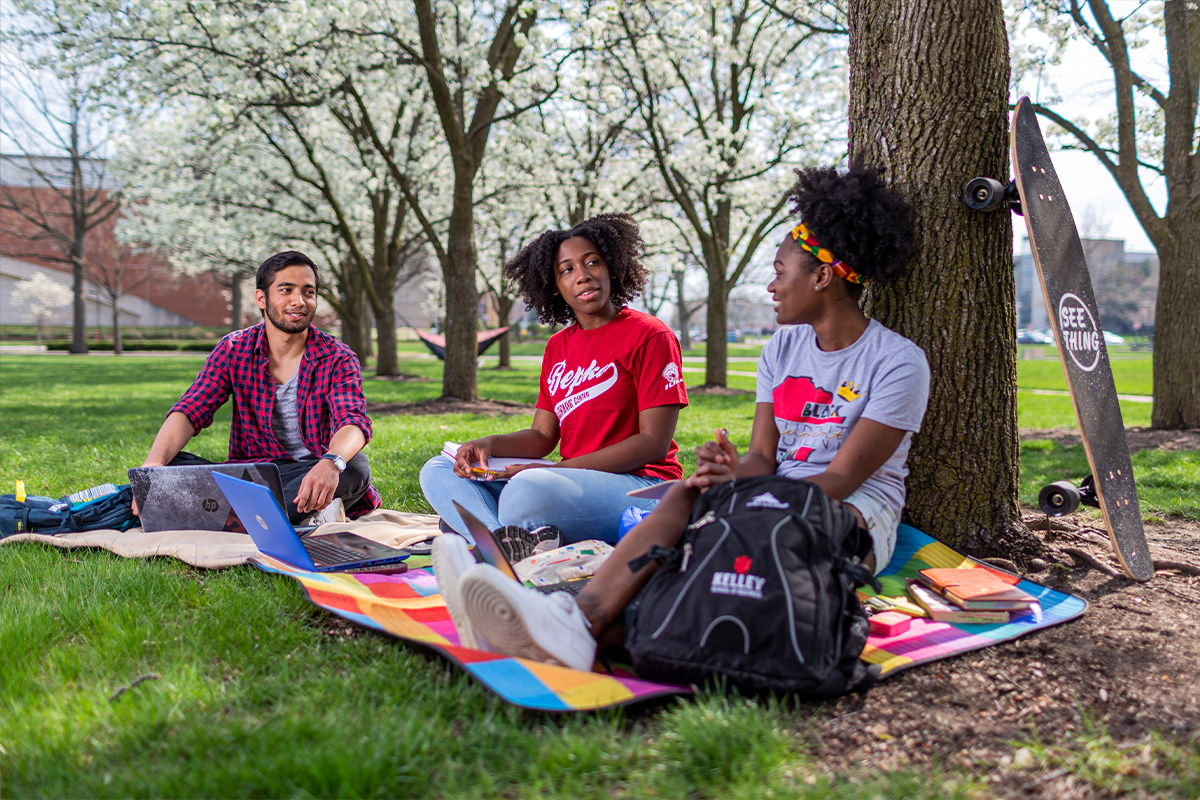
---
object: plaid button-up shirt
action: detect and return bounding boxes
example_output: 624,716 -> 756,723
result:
170,324 -> 381,516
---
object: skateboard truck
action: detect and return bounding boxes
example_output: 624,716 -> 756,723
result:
962,177 -> 1023,216
1038,475 -> 1100,517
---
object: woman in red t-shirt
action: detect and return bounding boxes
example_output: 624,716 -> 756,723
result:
418,214 -> 689,544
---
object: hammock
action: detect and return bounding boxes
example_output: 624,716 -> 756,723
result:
412,327 -> 510,360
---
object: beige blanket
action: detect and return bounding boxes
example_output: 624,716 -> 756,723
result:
0,509 -> 442,569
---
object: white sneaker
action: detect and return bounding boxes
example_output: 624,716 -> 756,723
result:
431,534 -> 484,650
306,497 -> 346,527
459,565 -> 596,672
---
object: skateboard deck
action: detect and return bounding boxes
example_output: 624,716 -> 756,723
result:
1010,96 -> 1153,582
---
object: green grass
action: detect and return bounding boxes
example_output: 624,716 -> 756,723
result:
1,350 -> 1193,796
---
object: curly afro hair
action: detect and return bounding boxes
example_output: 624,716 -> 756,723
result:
788,162 -> 915,294
504,213 -> 649,325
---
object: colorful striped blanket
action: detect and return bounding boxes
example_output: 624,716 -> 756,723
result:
257,523 -> 1086,711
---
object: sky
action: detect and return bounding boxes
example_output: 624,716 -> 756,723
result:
1014,3 -> 1167,255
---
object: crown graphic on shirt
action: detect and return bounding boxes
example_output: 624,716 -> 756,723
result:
837,381 -> 862,402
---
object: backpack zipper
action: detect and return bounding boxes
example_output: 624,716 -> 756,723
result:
649,522 -> 728,640
679,543 -> 692,572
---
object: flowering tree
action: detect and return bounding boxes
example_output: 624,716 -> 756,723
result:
598,0 -> 848,386
12,270 -> 73,344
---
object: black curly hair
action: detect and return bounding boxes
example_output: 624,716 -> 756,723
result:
788,162 -> 915,299
503,213 -> 649,325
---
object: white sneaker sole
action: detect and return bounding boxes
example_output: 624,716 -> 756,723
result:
431,536 -> 479,649
460,571 -> 595,671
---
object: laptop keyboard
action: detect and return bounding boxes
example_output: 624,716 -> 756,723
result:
303,537 -> 374,565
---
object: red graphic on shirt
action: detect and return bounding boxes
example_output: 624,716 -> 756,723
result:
791,446 -> 815,462
733,555 -> 753,574
774,376 -> 845,425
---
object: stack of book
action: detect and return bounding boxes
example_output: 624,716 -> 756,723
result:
906,567 -> 1038,624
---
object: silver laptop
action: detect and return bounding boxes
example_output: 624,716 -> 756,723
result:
129,462 -> 286,533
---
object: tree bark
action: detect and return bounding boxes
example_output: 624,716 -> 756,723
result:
495,293 -> 514,368
1149,0 -> 1200,428
849,0 -> 1021,548
70,253 -> 88,354
111,297 -> 122,355
229,276 -> 243,331
1151,228 -> 1200,428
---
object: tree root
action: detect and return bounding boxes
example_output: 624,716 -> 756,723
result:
1152,560 -> 1200,577
1060,547 -> 1122,577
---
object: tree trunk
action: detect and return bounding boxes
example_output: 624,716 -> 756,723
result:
1149,0 -> 1200,429
373,281 -> 399,378
674,269 -> 692,350
70,254 -> 88,354
849,0 -> 1021,549
111,298 -> 122,356
442,174 -> 480,400
229,276 -> 243,331
1151,225 -> 1200,428
495,294 -> 514,368
703,275 -> 728,386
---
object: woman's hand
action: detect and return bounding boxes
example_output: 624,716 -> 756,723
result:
453,438 -> 493,479
686,428 -> 740,490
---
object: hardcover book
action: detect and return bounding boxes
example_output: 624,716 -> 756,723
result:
916,567 -> 1037,610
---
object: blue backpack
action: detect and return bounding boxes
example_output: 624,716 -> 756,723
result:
0,484 -> 137,538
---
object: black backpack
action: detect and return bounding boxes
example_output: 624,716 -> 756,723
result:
624,476 -> 881,698
0,485 -> 137,538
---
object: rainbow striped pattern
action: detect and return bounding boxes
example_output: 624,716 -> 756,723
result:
253,554 -> 692,711
254,523 -> 1085,710
860,524 -> 1088,675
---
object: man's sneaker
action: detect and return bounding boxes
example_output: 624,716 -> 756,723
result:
491,525 -> 562,563
431,534 -> 485,650
458,564 -> 596,672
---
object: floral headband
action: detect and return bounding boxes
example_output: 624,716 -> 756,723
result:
790,223 -> 865,284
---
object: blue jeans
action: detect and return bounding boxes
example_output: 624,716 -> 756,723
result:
418,455 -> 662,544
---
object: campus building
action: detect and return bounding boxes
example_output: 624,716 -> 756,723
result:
0,154 -> 228,329
0,154 -> 437,336
1014,237 -> 1159,335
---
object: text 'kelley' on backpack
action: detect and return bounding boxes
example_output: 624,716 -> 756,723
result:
623,475 -> 881,699
1,483 -> 137,538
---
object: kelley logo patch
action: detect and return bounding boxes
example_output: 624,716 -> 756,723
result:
711,570 -> 766,599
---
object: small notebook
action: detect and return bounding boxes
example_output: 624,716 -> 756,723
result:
440,442 -> 554,480
917,568 -> 1037,610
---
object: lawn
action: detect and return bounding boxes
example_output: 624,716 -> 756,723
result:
1,350 -> 1194,798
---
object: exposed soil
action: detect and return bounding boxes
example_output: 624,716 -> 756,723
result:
367,397 -> 534,417
813,428 -> 1200,798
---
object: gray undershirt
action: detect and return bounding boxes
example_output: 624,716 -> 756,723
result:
272,371 -> 315,461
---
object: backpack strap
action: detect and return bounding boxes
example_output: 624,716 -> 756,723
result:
627,544 -> 680,574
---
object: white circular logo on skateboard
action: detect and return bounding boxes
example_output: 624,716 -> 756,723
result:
1057,293 -> 1100,372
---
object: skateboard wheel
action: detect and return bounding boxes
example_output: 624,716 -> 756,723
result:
1038,480 -> 1081,516
963,177 -> 1008,212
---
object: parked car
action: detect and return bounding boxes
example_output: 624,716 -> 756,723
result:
1017,329 -> 1053,344
1102,331 -> 1126,344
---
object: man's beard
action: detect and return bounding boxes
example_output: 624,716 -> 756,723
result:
265,304 -> 313,334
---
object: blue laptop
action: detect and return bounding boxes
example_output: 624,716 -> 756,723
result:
212,472 -> 409,573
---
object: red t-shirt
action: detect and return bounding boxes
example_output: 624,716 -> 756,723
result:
537,308 -> 688,480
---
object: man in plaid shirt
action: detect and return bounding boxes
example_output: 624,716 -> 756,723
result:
136,251 -> 380,522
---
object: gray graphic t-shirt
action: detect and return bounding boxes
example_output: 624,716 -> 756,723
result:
756,320 -> 930,514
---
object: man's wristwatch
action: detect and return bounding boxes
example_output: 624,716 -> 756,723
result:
320,453 -> 347,472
